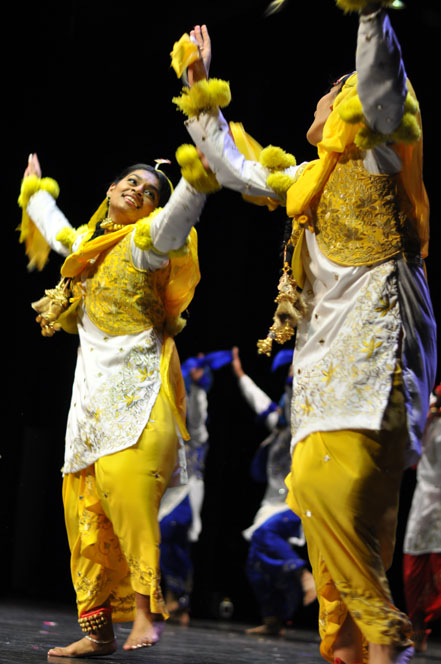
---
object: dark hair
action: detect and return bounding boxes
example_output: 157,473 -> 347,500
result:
112,163 -> 173,208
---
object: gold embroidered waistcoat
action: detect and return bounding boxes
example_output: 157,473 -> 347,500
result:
84,233 -> 170,335
309,146 -> 421,266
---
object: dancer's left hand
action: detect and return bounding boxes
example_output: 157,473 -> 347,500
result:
187,24 -> 211,86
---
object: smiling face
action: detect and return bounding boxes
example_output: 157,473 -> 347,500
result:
306,83 -> 342,146
106,169 -> 160,224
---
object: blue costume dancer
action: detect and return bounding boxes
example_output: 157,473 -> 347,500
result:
232,348 -> 316,635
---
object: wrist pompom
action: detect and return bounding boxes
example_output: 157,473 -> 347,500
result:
172,79 -> 231,118
133,208 -> 162,251
259,145 -> 296,171
176,144 -> 221,193
18,174 -> 60,209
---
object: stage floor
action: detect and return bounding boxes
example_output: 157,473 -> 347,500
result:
0,600 -> 440,663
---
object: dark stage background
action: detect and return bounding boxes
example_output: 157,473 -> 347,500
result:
3,0 -> 440,630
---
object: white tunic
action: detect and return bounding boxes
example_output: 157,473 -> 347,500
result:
27,178 -> 206,474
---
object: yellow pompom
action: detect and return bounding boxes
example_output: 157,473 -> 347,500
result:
175,143 -> 220,193
18,175 -> 60,209
267,172 -> 295,197
172,79 -> 231,118
166,315 -> 187,337
175,144 -> 199,167
337,96 -> 364,124
404,91 -> 419,115
133,208 -> 163,251
56,227 -> 77,251
391,113 -> 421,144
354,125 -> 386,150
259,145 -> 296,171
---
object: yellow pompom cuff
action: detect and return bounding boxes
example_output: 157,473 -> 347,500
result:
18,175 -> 60,271
176,144 -> 221,194
56,225 -> 90,252
337,90 -> 421,149
172,78 -> 231,118
259,145 -> 296,197
133,208 -> 190,257
18,174 -> 60,210
336,0 -> 396,12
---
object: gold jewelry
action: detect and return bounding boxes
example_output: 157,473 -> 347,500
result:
78,607 -> 112,633
257,249 -> 306,356
100,218 -> 126,233
84,634 -> 115,645
31,277 -> 72,337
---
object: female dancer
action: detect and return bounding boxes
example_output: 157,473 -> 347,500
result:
172,2 -> 437,662
19,152 -> 210,656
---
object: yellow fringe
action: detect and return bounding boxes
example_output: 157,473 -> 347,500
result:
172,79 -> 231,118
175,144 -> 221,193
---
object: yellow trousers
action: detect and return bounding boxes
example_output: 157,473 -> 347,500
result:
286,426 -> 413,663
62,385 -> 178,622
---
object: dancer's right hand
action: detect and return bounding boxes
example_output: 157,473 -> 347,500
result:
187,24 -> 211,86
24,153 -> 42,179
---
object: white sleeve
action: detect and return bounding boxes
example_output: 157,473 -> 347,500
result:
187,383 -> 209,447
131,177 -> 205,271
238,374 -> 279,431
26,190 -> 73,257
186,110 -> 300,199
357,10 -> 407,135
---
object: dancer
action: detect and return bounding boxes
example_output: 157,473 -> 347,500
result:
403,384 -> 441,652
18,152 -> 214,657
172,2 -> 437,663
159,358 -> 211,625
232,348 -> 316,636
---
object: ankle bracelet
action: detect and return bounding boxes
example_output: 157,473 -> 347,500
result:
85,634 -> 115,645
78,607 -> 112,633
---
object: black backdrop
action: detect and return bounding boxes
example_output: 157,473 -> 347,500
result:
3,0 -> 440,627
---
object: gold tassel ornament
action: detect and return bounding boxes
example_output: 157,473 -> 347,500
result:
31,277 -> 72,337
257,258 -> 306,356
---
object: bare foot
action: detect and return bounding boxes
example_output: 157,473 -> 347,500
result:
48,635 -> 117,658
300,569 -> 317,606
245,618 -> 285,636
123,612 -> 164,650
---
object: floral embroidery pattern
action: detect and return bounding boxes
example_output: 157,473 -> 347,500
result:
292,261 -> 400,444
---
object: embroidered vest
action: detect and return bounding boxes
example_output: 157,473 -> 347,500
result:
84,233 -> 170,335
308,146 -> 421,266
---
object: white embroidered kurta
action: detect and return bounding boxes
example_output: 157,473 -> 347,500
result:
27,178 -> 206,474
185,10 -> 436,467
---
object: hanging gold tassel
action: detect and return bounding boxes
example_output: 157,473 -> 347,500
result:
31,277 -> 72,337
257,259 -> 306,356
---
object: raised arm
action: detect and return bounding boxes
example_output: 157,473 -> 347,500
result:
20,153 -> 73,258
131,176 -> 206,271
175,27 -> 299,203
357,4 -> 407,135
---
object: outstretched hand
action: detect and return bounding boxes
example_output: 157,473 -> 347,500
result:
231,346 -> 245,379
24,153 -> 42,179
187,24 -> 211,86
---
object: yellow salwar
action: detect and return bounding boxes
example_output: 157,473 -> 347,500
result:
62,384 -> 178,622
286,422 -> 413,663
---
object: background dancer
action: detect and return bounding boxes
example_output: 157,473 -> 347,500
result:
403,384 -> 441,652
232,347 -> 316,636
